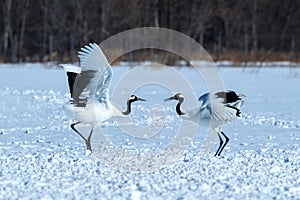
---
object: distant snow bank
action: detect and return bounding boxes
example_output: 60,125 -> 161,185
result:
120,60 -> 300,67
119,60 -> 300,67
0,61 -> 300,68
0,62 -> 61,69
216,61 -> 300,67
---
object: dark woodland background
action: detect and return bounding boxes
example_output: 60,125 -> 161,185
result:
0,0 -> 299,63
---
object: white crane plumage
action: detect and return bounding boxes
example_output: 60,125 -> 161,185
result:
61,43 -> 145,155
164,90 -> 245,156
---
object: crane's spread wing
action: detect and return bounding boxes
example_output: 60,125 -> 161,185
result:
198,90 -> 243,122
95,64 -> 112,104
198,92 -> 212,119
210,101 -> 240,122
70,43 -> 112,107
60,64 -> 82,98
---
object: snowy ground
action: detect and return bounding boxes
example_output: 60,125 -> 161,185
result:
1,63 -> 300,199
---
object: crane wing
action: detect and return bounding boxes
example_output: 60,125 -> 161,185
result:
69,43 -> 112,107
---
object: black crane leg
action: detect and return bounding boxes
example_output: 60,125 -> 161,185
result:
70,122 -> 93,153
217,131 -> 229,156
215,132 -> 224,156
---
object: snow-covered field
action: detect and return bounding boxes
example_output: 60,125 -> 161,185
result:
1,63 -> 300,199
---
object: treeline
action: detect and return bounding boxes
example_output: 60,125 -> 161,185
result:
0,0 -> 299,63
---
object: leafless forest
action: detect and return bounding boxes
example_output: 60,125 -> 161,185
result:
1,0 -> 299,63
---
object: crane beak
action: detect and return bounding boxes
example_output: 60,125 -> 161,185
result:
164,96 -> 176,102
137,97 -> 146,101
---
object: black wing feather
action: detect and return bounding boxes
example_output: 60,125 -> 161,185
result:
215,90 -> 241,104
71,70 -> 97,107
66,72 -> 78,97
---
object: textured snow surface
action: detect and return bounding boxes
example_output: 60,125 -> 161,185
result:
1,63 -> 300,199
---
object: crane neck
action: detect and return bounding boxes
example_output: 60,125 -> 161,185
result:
122,100 -> 132,115
176,102 -> 185,115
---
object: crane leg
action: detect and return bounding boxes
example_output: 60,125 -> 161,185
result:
70,122 -> 93,153
215,132 -> 224,156
86,128 -> 93,153
216,131 -> 230,156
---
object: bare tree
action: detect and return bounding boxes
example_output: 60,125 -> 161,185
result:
2,0 -> 13,60
0,0 -> 299,62
252,0 -> 257,50
19,0 -> 30,60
